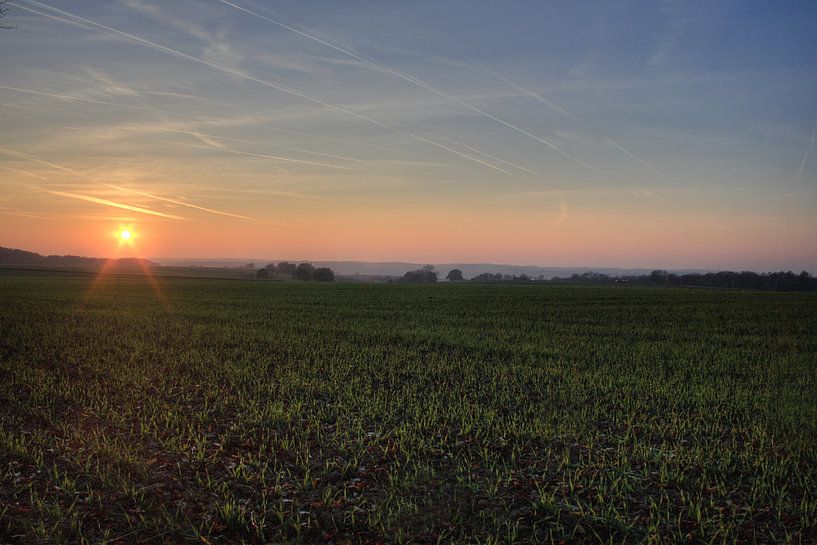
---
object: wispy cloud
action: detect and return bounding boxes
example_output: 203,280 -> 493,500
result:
631,190 -> 668,201
79,66 -> 139,97
557,202 -> 568,223
118,0 -> 242,67
648,1 -> 695,70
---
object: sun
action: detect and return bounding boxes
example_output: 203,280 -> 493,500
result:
116,226 -> 136,244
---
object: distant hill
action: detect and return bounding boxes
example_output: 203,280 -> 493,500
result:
0,246 -> 153,271
155,257 -> 712,280
3,247 -> 813,290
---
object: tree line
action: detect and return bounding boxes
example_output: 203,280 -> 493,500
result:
256,262 -> 335,282
544,269 -> 817,291
634,269 -> 817,292
394,264 -> 817,291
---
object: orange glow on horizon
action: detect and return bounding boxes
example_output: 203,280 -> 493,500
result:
0,208 -> 814,273
84,224 -> 169,310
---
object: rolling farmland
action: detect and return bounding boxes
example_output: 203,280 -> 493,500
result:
1,271 -> 815,544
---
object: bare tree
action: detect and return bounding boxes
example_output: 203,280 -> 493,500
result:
1,0 -> 14,30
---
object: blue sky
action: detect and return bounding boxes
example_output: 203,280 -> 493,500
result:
0,1 -> 815,270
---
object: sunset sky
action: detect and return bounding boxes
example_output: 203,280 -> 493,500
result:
1,1 -> 816,271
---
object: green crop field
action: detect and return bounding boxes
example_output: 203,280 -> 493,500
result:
1,271 -> 815,544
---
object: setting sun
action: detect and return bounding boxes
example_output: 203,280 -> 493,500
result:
116,227 -> 135,244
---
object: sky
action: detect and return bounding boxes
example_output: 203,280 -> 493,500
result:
1,0 -> 816,271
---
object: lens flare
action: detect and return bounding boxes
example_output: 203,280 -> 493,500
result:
89,225 -> 168,310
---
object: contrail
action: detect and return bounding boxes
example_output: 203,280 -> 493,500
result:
195,186 -> 328,201
2,74 -> 434,163
146,91 -> 222,104
466,63 -> 661,173
186,131 -> 227,151
0,83 -> 217,112
295,4 -> 646,173
36,187 -> 187,220
158,129 -> 255,147
216,0 -> 592,170
377,10 -> 572,117
223,146 -> 356,170
798,111 -> 817,180
12,1 -> 97,31
52,122 -> 353,170
0,145 -> 89,178
453,140 -> 536,175
20,0 -> 509,175
254,126 -> 439,158
1,165 -> 48,180
392,9 -> 663,173
374,10 -> 571,115
102,184 -> 255,221
605,138 -> 665,179
0,210 -> 62,221
4,86 -> 373,168
281,146 -> 374,164
464,59 -> 571,116
148,134 -> 353,170
0,101 -> 32,110
159,128 -> 374,164
1,145 -> 253,220
161,123 -> 506,173
0,84 -> 227,124
411,124 -> 536,175
0,84 -> 176,115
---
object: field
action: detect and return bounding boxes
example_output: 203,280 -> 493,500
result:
1,271 -> 815,544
